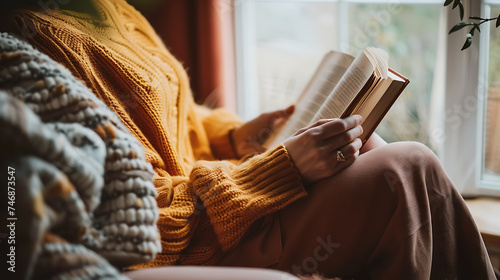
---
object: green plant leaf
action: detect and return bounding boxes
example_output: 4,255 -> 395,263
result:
453,0 -> 461,9
469,16 -> 484,20
444,0 -> 453,6
497,14 -> 500,27
458,2 -> 464,20
449,22 -> 473,34
462,33 -> 473,51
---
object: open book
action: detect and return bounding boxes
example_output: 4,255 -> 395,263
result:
267,47 -> 409,148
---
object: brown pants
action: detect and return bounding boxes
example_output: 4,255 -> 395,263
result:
218,142 -> 496,279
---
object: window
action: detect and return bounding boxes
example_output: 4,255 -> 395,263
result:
441,0 -> 500,196
234,0 -> 500,196
235,0 -> 443,146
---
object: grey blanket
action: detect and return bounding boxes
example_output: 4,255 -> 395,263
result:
0,33 -> 161,279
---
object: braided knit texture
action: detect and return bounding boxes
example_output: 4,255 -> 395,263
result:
0,32 -> 160,279
7,0 -> 308,267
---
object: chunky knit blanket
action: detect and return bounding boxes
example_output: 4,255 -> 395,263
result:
0,33 -> 161,279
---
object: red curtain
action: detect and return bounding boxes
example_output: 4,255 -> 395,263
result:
139,0 -> 236,110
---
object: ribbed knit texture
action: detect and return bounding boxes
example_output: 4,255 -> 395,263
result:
7,0 -> 308,267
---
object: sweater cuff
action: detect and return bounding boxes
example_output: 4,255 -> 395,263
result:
191,144 -> 307,250
232,144 -> 305,195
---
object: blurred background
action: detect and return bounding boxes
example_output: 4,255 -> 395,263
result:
135,0 -> 499,193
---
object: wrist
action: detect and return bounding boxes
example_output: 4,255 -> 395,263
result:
228,127 -> 240,158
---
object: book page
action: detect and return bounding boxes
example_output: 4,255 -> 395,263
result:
347,77 -> 382,115
364,47 -> 389,78
309,51 -> 375,123
354,77 -> 392,119
267,51 -> 354,147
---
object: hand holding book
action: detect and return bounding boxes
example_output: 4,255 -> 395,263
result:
231,47 -> 408,183
266,47 -> 409,148
282,115 -> 364,184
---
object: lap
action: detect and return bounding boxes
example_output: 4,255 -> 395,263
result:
276,142 -> 433,275
219,142 -> 450,277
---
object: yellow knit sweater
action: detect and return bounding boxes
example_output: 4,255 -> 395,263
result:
8,0 -> 307,267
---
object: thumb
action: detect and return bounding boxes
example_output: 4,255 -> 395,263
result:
270,105 -> 295,127
271,104 -> 295,119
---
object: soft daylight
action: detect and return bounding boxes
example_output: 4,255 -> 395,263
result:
0,1 -> 499,279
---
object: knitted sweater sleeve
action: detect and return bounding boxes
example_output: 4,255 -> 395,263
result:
149,143 -> 307,266
190,144 -> 307,249
185,106 -> 309,252
193,104 -> 242,159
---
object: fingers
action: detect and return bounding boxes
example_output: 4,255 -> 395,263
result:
265,105 -> 295,120
326,124 -> 363,152
257,105 -> 295,130
282,104 -> 295,115
284,125 -> 363,184
335,149 -> 358,169
336,137 -> 363,159
320,115 -> 363,139
293,115 -> 362,139
310,116 -> 363,155
292,118 -> 333,136
314,141 -> 360,180
270,105 -> 295,127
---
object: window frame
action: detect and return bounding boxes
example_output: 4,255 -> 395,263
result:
234,0 -> 500,196
442,0 -> 500,196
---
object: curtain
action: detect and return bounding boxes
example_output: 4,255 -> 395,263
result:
137,0 -> 236,110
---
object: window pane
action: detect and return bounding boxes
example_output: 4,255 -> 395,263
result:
254,2 -> 338,113
485,5 -> 500,179
347,3 -> 441,146
247,2 -> 441,148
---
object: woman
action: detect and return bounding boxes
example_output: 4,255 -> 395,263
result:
4,0 -> 496,278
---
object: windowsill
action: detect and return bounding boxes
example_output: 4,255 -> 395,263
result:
464,197 -> 500,270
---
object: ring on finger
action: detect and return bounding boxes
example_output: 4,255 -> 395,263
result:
336,150 -> 346,162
